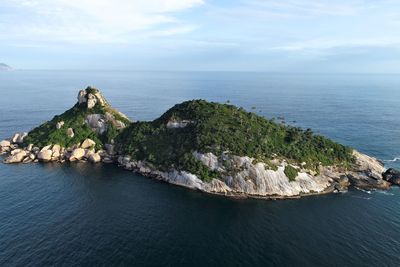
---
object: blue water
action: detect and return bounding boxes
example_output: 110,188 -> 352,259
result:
0,71 -> 400,266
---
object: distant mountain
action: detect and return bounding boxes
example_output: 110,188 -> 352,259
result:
0,63 -> 13,71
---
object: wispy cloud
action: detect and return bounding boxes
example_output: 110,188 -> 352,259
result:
0,0 -> 203,43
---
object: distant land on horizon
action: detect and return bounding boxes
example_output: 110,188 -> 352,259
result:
0,63 -> 12,71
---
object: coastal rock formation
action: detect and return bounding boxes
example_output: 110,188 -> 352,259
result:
383,168 -> 400,186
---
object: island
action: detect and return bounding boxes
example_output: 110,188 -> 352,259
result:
1,87 -> 399,199
0,63 -> 13,71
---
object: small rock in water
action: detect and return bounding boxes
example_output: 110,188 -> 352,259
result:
383,168 -> 400,186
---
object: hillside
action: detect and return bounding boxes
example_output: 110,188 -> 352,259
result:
23,87 -> 131,149
115,100 -> 355,181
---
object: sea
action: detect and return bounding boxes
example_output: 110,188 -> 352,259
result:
0,71 -> 400,266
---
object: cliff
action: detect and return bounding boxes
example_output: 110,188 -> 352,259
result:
1,87 -> 397,199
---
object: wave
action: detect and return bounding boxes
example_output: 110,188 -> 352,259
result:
383,157 -> 400,163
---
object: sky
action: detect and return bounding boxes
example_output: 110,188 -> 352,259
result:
2,0 -> 400,72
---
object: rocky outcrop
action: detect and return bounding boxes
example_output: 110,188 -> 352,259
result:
383,168 -> 400,186
85,112 -> 126,134
77,87 -> 108,110
166,119 -> 193,129
346,151 -> 390,190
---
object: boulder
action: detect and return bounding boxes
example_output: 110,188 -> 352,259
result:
37,150 -> 53,162
89,153 -> 101,163
52,144 -> 61,159
41,145 -> 52,152
16,132 -> 27,143
26,144 -> 33,151
66,128 -> 74,138
383,168 -> 400,186
4,150 -> 27,163
11,133 -> 20,143
105,144 -> 115,155
86,114 -> 107,134
81,138 -> 96,149
56,121 -> 64,129
87,93 -> 97,109
69,148 -> 85,161
78,90 -> 87,104
0,140 -> 11,148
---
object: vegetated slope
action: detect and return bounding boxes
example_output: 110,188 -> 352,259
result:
23,87 -> 131,149
116,100 -> 355,180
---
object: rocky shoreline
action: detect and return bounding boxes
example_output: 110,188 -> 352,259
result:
1,133 -> 399,199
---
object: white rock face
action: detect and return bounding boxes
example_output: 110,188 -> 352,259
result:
70,148 -> 85,161
166,120 -> 192,129
87,93 -> 97,109
56,121 -> 64,129
86,114 -> 107,134
129,152 -> 332,197
37,150 -> 53,162
81,138 -> 96,149
193,151 -> 224,172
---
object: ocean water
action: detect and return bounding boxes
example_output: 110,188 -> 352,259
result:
0,71 -> 400,266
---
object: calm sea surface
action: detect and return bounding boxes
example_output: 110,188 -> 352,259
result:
0,71 -> 400,266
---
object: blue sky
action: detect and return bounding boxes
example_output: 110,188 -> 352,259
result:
2,0 -> 400,72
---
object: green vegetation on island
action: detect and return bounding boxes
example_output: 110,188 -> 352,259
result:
21,88 -> 355,182
115,100 -> 355,181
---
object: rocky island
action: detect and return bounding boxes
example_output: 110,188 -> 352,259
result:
1,87 -> 399,199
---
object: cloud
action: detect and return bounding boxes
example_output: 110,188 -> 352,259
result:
0,0 -> 203,43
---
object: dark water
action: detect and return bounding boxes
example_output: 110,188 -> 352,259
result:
0,71 -> 400,266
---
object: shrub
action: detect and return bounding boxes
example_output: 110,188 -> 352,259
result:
284,165 -> 298,182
